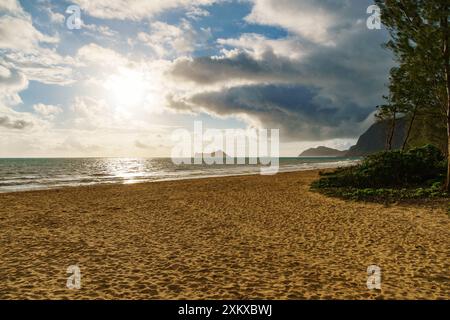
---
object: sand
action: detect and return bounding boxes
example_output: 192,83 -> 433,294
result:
0,170 -> 448,300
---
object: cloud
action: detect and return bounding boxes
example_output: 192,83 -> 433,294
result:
164,0 -> 393,142
137,20 -> 211,58
0,0 -> 392,155
33,103 -> 63,118
0,115 -> 33,129
0,64 -> 28,106
70,96 -> 112,130
170,49 -> 301,85
72,0 -> 216,20
49,11 -> 65,24
168,83 -> 371,140
166,0 -> 393,142
0,0 -> 25,16
0,15 -> 58,51
246,0 -> 371,45
135,140 -> 150,149
0,1 -> 76,86
218,33 -> 307,60
186,6 -> 210,20
40,5 -> 66,24
84,24 -> 117,37
77,43 -> 129,67
171,33 -> 390,107
2,50 -> 77,85
53,136 -> 102,154
168,30 -> 392,138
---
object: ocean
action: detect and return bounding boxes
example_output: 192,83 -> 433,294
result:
0,157 -> 360,193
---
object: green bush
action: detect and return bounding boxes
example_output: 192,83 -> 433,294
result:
312,144 -> 446,189
311,144 -> 448,201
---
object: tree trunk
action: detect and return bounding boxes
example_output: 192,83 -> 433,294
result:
442,6 -> 450,191
402,107 -> 417,151
447,113 -> 450,191
387,113 -> 396,151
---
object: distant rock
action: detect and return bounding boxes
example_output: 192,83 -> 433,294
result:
299,146 -> 347,157
194,150 -> 230,158
345,118 -> 407,157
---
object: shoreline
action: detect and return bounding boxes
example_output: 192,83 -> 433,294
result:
0,170 -> 448,299
2,168 -> 321,195
0,161 -> 360,194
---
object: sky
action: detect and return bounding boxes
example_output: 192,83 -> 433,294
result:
0,0 -> 393,157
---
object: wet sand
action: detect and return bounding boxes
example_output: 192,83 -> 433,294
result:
0,170 -> 448,299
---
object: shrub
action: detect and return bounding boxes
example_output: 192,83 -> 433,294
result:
312,144 -> 446,190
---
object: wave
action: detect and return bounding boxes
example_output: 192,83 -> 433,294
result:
0,157 -> 360,193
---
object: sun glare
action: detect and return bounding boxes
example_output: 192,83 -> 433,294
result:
105,68 -> 146,107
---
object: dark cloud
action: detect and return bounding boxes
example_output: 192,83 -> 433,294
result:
0,116 -> 33,129
170,28 -> 392,107
167,5 -> 393,141
170,50 -> 301,84
170,84 -> 372,140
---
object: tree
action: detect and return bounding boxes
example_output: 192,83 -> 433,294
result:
376,67 -> 410,151
388,59 -> 433,151
375,101 -> 400,151
375,0 -> 450,191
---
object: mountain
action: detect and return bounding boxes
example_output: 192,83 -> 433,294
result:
299,118 -> 408,158
345,118 -> 407,157
299,146 -> 347,157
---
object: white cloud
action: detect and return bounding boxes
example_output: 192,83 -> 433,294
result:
77,43 -> 129,67
0,0 -> 25,16
0,64 -> 28,106
72,0 -> 216,20
33,103 -> 63,118
0,64 -> 10,78
0,15 -> 58,50
3,49 -> 77,85
0,1 -> 76,86
55,136 -> 101,154
70,96 -> 113,130
186,6 -> 210,20
0,102 -> 48,134
137,20 -> 211,58
218,33 -> 307,60
49,11 -> 65,24
246,0 -> 369,45
82,23 -> 118,37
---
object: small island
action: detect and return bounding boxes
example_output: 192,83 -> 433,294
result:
299,146 -> 347,157
194,150 -> 230,158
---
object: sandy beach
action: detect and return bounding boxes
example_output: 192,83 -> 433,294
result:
0,170 -> 448,300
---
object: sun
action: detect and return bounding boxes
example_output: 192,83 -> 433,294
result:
105,68 -> 146,107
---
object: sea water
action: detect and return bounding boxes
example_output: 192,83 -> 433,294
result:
0,157 -> 360,193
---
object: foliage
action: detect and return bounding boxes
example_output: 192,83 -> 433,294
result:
374,0 -> 450,190
316,185 -> 447,202
311,145 -> 448,201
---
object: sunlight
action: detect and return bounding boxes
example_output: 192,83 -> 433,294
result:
105,68 -> 146,107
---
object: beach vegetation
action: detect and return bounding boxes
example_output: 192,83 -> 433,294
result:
311,144 -> 448,202
374,0 -> 450,191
